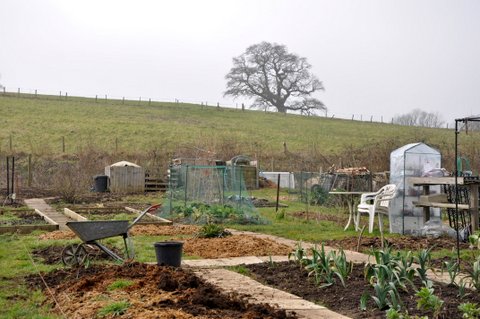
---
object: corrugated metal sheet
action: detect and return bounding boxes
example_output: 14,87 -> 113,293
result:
105,163 -> 145,193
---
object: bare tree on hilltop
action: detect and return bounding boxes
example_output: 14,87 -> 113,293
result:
224,42 -> 326,115
393,108 -> 445,128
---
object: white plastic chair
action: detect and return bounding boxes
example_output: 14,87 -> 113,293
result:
356,184 -> 397,233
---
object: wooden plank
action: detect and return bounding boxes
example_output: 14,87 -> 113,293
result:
64,208 -> 88,221
418,194 -> 448,203
34,209 -> 59,226
412,201 -> 470,210
409,177 -> 464,185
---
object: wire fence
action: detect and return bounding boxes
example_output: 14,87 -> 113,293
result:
0,86 -> 397,124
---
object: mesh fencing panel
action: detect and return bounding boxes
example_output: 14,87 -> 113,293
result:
161,165 -> 264,224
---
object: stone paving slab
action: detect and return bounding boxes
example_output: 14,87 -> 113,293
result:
183,255 -> 290,267
193,268 -> 350,319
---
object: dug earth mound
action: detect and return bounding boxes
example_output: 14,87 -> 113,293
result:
26,262 -> 296,319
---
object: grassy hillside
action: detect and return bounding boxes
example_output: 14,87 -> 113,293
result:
0,93 -> 475,172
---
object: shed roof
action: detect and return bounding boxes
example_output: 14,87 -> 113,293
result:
109,161 -> 141,168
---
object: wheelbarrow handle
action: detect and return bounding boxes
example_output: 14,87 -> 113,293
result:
128,204 -> 162,229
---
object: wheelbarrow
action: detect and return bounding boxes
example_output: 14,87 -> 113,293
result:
62,204 -> 161,266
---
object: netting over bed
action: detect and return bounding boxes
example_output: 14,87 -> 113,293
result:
161,165 -> 265,224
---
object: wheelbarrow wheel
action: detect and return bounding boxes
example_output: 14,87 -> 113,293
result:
62,244 -> 88,266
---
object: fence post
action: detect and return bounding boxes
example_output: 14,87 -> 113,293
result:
95,95 -> 98,103
35,89 -> 37,98
242,103 -> 245,111
217,102 -> 219,109
59,91 -> 62,99
122,97 -> 125,104
17,88 -> 20,97
149,98 -> 151,106
28,154 -> 32,187
184,165 -> 189,207
65,92 -> 68,100
275,174 -> 281,212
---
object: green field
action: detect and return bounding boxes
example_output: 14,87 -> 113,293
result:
2,93 -> 474,173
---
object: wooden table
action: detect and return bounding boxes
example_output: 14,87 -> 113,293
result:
409,177 -> 480,231
328,191 -> 369,231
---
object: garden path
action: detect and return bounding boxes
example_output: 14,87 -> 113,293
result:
24,198 -> 73,230
193,268 -> 349,319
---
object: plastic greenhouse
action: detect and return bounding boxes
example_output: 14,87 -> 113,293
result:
389,143 -> 442,234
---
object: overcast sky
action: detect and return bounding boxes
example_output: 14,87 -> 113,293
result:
1,0 -> 479,123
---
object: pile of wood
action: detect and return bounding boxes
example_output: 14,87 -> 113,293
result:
335,167 -> 370,175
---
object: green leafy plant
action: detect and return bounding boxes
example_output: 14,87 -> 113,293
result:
288,242 -> 307,267
414,247 -> 433,286
359,292 -> 369,311
331,248 -> 353,287
372,281 -> 401,311
197,223 -> 231,238
458,280 -> 469,299
459,302 -> 480,319
416,287 -> 444,319
386,308 -> 402,319
365,247 -> 414,311
442,259 -> 459,286
463,256 -> 480,291
394,251 -> 416,291
98,300 -> 130,317
469,233 -> 480,250
304,244 -> 335,287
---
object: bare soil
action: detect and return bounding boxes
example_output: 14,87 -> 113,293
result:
246,261 -> 480,319
37,229 -> 292,259
324,235 -> 468,253
182,235 -> 292,258
25,262 -> 296,319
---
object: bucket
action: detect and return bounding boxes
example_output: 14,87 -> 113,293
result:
154,241 -> 183,267
94,175 -> 109,192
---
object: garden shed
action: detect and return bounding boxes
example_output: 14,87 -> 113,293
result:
389,143 -> 442,235
105,161 -> 145,193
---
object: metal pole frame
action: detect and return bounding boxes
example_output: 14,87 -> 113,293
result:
454,116 -> 480,267
455,119 -> 460,266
